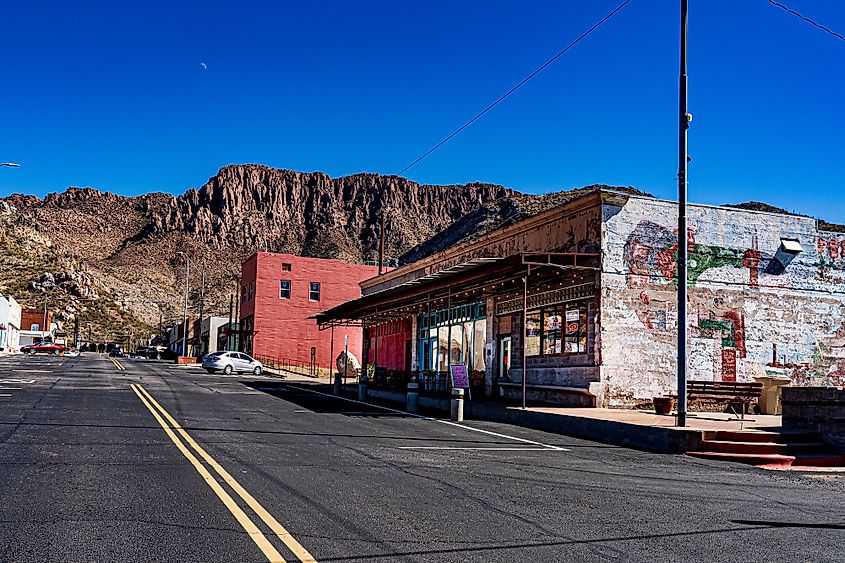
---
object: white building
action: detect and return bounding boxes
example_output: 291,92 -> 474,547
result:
0,295 -> 22,352
197,316 -> 228,357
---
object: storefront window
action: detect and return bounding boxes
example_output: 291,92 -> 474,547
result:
419,301 -> 488,373
543,310 -> 562,355
564,302 -> 588,354
525,300 -> 588,356
437,326 -> 449,372
473,319 -> 486,371
450,324 -> 463,364
525,311 -> 541,357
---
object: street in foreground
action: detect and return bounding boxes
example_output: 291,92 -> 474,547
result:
1,353 -> 843,562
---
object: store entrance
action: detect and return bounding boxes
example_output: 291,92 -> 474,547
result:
498,336 -> 511,382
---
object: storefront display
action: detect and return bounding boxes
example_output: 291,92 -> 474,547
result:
526,299 -> 588,356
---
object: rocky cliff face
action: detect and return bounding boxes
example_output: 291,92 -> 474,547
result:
0,164 -> 514,337
148,165 -> 513,262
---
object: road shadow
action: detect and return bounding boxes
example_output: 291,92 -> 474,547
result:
241,381 -> 411,418
731,519 -> 845,530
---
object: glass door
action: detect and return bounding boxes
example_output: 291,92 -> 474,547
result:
498,336 -> 511,381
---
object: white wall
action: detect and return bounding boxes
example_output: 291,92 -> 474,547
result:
600,194 -> 845,406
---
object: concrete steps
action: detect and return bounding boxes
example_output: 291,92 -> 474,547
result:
686,430 -> 845,468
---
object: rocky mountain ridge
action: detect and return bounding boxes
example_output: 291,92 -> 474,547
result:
0,165 -> 515,339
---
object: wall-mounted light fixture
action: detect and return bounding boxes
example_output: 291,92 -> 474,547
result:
766,238 -> 804,275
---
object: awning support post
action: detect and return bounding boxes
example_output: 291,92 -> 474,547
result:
522,265 -> 530,409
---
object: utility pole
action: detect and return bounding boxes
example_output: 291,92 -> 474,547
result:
227,294 -> 233,351
677,0 -> 690,427
178,252 -> 190,358
378,212 -> 385,275
522,266 -> 530,409
198,270 -> 205,357
233,276 -> 241,351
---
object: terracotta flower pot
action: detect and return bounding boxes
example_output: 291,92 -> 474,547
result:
653,396 -> 674,416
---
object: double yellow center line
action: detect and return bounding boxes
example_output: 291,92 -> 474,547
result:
110,357 -> 126,370
130,384 -> 316,563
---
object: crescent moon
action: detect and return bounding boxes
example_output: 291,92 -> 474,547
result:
200,62 -> 207,70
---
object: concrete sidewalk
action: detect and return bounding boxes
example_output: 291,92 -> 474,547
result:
294,382 -> 783,454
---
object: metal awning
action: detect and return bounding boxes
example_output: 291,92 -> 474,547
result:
315,252 -> 599,328
395,257 -> 505,289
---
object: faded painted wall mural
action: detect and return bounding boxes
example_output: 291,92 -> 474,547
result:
600,195 -> 845,406
623,221 -> 780,289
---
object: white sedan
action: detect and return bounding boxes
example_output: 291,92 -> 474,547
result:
202,351 -> 263,375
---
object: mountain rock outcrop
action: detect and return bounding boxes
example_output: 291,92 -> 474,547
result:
148,165 -> 514,262
0,164 -> 514,336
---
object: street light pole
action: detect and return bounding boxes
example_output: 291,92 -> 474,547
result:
677,0 -> 690,427
177,252 -> 190,358
198,270 -> 205,357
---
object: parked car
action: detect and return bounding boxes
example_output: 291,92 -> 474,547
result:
136,345 -> 167,359
202,351 -> 263,375
108,347 -> 125,357
21,342 -> 66,356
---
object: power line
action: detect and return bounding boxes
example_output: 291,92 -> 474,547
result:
767,0 -> 845,43
396,0 -> 633,176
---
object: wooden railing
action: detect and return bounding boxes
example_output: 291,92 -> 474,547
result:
254,354 -> 324,377
368,369 -> 486,396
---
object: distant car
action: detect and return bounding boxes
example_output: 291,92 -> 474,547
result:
202,351 -> 263,375
108,348 -> 125,357
136,345 -> 166,359
63,349 -> 80,357
22,342 -> 66,356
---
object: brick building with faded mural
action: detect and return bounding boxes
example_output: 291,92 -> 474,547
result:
318,188 -> 845,408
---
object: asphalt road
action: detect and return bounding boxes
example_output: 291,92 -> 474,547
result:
1,353 -> 843,562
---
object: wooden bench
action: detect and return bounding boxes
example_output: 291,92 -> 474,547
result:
687,381 -> 763,419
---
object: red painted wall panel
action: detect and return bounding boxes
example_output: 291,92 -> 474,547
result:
239,252 -> 380,368
366,318 -> 413,371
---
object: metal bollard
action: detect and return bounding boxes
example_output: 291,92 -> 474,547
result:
333,372 -> 342,396
450,388 -> 464,422
358,375 -> 369,402
407,382 -> 419,413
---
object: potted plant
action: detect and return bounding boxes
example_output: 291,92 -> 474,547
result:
653,396 -> 674,416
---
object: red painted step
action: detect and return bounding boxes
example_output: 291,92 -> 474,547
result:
700,440 -> 834,455
687,430 -> 845,468
712,430 -> 820,443
686,451 -> 797,466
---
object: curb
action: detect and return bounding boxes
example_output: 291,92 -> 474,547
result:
286,382 -> 704,454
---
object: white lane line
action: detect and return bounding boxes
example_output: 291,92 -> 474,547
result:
399,446 -> 551,451
11,370 -> 50,373
0,379 -> 36,384
284,384 -> 568,452
0,387 -> 22,390
0,394 -> 12,397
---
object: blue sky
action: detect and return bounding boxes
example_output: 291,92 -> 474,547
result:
1,1 -> 843,223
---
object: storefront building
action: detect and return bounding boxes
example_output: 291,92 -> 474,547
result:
317,189 -> 845,407
0,294 -> 22,352
239,252 -> 381,368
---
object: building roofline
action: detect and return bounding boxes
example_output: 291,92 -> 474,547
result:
361,189 -> 604,292
604,189 -> 823,227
